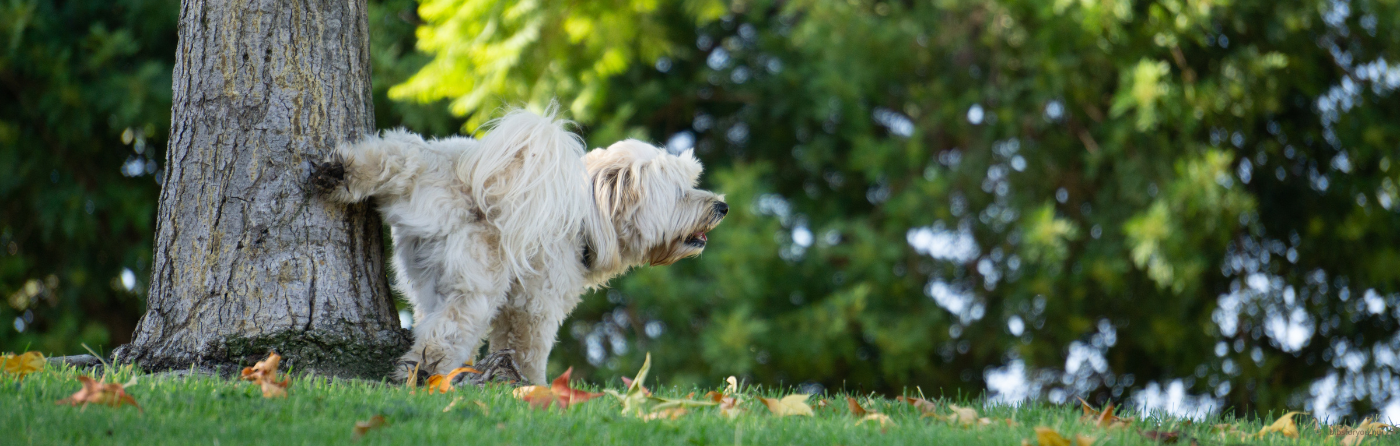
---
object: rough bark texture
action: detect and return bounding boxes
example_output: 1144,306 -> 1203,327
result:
114,0 -> 409,378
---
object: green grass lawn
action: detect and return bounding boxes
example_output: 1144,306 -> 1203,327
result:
0,362 -> 1364,445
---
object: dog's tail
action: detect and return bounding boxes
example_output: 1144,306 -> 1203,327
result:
458,103 -> 588,276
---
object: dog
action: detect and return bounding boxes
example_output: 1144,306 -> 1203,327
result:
310,105 -> 726,384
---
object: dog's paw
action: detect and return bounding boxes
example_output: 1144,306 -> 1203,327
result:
308,159 -> 345,193
395,359 -> 431,386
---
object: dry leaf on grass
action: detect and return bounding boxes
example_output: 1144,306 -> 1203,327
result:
1,351 -> 45,379
425,366 -> 481,394
1257,411 -> 1306,439
847,397 -> 868,417
604,353 -> 654,416
512,367 -> 602,410
704,382 -> 744,419
760,394 -> 814,417
56,376 -> 141,411
1334,418 -> 1396,446
621,376 -> 652,397
899,396 -> 938,415
240,351 -> 289,398
640,408 -> 689,421
857,413 -> 896,428
1033,426 -> 1095,446
1077,398 -> 1132,429
1139,430 -> 1181,443
352,414 -> 386,440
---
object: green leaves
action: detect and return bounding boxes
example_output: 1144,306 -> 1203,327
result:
392,0 -> 725,129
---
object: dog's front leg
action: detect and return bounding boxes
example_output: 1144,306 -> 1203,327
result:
489,278 -> 582,384
399,290 -> 505,380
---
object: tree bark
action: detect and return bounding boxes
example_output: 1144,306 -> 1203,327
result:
114,0 -> 408,378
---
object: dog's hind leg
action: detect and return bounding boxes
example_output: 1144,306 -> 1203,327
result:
314,130 -> 445,203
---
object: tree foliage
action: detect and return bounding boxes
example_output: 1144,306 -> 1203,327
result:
0,0 -> 176,354
401,0 -> 1400,417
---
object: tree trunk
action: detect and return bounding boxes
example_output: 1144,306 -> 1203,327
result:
114,0 -> 409,378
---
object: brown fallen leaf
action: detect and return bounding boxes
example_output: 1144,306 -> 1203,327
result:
1078,397 -> 1132,428
899,396 -> 938,415
847,397 -> 868,417
1257,411 -> 1306,439
705,389 -> 744,419
513,367 -> 602,410
352,414 -> 386,440
55,376 -> 141,411
1140,430 -> 1181,443
760,394 -> 814,417
240,351 -> 290,398
1,351 -> 45,379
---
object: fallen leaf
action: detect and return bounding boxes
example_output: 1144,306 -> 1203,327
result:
704,388 -> 743,419
240,351 -> 289,398
899,396 -> 938,415
1077,398 -> 1132,428
621,376 -> 652,396
1074,434 -> 1097,446
1140,430 -> 1181,443
847,397 -> 868,417
1257,411 -> 1306,439
760,394 -> 814,417
604,353 -> 654,416
1,351 -> 45,379
1336,418 -> 1395,446
55,376 -> 141,411
948,404 -> 981,427
513,367 -> 602,410
425,366 -> 481,394
641,407 -> 689,421
1035,426 -> 1072,446
857,413 -> 896,427
352,414 -> 386,440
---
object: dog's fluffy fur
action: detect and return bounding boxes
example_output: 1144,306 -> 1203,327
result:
313,106 -> 726,383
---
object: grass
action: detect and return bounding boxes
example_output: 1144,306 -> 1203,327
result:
0,363 -> 1353,445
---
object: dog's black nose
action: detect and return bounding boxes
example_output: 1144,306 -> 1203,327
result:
715,201 -> 729,216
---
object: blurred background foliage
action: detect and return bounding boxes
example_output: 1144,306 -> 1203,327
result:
4,0 -> 1399,420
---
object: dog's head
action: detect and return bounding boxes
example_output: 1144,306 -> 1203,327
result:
585,140 -> 727,268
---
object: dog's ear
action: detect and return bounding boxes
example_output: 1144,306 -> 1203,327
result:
677,149 -> 703,187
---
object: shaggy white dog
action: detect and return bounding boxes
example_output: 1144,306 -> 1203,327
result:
311,106 -> 726,384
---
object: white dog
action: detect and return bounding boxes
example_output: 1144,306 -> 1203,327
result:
311,106 -> 726,384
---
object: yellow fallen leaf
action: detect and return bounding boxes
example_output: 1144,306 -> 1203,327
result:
425,366 -> 481,394
760,394 -> 814,417
1257,411 -> 1306,439
641,407 -> 689,421
1,351 -> 45,379
857,413 -> 895,427
1074,434 -> 1096,446
1336,417 -> 1395,445
1035,426 -> 1072,446
949,404 -> 979,426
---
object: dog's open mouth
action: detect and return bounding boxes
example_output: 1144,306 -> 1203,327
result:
685,231 -> 708,247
